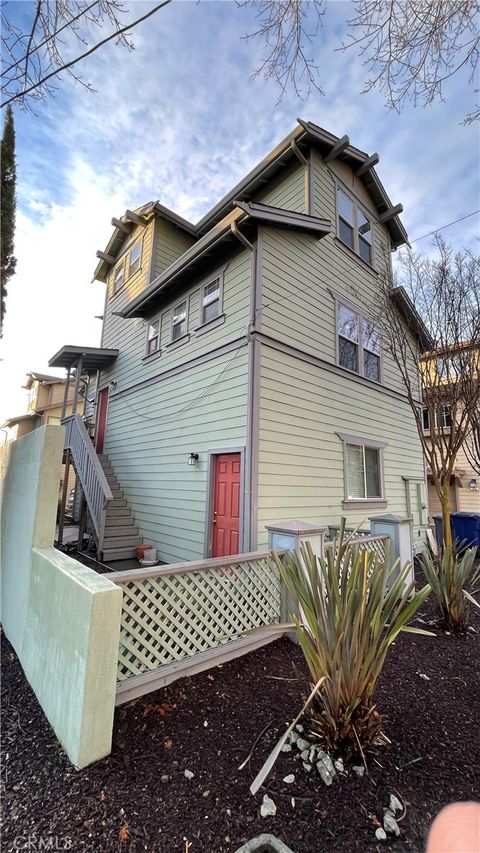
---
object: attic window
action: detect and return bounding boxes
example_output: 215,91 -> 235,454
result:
129,241 -> 141,277
337,188 -> 372,265
113,263 -> 124,295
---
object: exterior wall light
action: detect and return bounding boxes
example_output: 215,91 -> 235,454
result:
188,452 -> 199,467
110,381 -> 117,391
468,478 -> 478,491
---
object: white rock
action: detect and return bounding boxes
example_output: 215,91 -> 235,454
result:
375,828 -> 387,841
283,774 -> 295,784
384,810 -> 400,836
260,794 -> 277,818
184,770 -> 194,780
303,762 -> 312,772
204,720 -> 208,727
295,724 -> 304,733
289,732 -> 299,744
334,758 -> 345,774
291,798 -> 295,808
300,749 -> 310,761
296,738 -> 310,752
389,794 -> 403,814
352,765 -> 365,777
308,747 -> 316,763
281,743 -> 292,752
418,672 -> 430,681
317,754 -> 336,786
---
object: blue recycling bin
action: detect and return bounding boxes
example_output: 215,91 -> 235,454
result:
450,512 -> 480,549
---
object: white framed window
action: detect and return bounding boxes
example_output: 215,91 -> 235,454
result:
172,299 -> 187,341
128,241 -> 142,277
337,300 -> 381,382
422,405 -> 452,431
202,277 -> 221,324
337,432 -> 387,507
112,262 -> 124,295
337,187 -> 373,264
146,317 -> 160,355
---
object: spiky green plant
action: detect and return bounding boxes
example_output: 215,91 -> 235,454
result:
271,521 -> 432,756
421,546 -> 480,632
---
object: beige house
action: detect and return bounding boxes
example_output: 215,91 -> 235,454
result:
49,120 -> 431,563
423,408 -> 480,517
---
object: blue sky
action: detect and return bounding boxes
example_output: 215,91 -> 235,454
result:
1,0 -> 479,425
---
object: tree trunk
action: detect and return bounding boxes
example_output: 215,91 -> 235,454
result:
441,476 -> 452,549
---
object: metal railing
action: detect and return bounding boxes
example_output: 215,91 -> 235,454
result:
62,414 -> 112,546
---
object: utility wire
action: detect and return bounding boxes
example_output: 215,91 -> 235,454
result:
410,210 -> 480,243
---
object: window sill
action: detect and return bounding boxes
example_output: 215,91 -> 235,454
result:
337,360 -> 382,387
334,237 -> 378,275
166,333 -> 190,351
142,348 -> 162,363
194,313 -> 225,336
342,499 -> 387,510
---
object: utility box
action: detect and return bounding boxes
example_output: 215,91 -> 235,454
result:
369,513 -> 414,586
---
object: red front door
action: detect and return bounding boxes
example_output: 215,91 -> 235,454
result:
211,453 -> 241,558
95,388 -> 109,454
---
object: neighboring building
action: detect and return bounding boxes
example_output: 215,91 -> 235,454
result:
49,120 -> 430,563
2,372 -> 78,505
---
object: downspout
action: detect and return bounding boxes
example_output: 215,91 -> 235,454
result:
231,220 -> 258,551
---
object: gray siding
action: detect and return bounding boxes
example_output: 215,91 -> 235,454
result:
255,161 -> 306,212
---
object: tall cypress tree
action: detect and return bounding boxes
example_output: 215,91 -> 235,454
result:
1,105 -> 17,336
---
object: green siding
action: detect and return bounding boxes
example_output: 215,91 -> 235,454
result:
103,347 -> 248,563
256,346 -> 426,548
255,161 -> 306,212
153,219 -> 195,277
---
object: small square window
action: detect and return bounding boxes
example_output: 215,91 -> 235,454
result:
146,318 -> 160,355
202,278 -> 220,324
172,300 -> 187,341
129,242 -> 141,277
344,441 -> 383,500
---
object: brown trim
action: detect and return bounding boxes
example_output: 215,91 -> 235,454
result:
253,331 -> 422,405
110,337 -> 248,401
342,500 -> 389,511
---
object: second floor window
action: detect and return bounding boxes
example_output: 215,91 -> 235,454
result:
113,263 -> 124,295
146,318 -> 160,355
337,302 -> 381,382
202,278 -> 220,324
172,300 -> 187,341
423,405 -> 452,431
129,241 -> 141,277
337,188 -> 373,264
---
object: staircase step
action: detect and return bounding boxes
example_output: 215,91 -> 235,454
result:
103,525 -> 139,538
102,546 -> 138,561
109,498 -> 127,508
103,534 -> 140,547
105,508 -> 132,522
109,489 -> 123,498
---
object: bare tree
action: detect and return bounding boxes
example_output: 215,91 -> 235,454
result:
371,238 -> 480,548
241,0 -> 480,122
1,0 -> 171,110
463,408 -> 480,475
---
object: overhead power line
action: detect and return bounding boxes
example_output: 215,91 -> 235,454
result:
410,210 -> 480,243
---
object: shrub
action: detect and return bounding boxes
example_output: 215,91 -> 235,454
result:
421,546 -> 480,632
272,522 -> 431,756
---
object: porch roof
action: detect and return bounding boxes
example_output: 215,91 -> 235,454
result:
48,345 -> 119,373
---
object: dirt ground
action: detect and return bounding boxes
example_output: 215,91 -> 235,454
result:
2,598 -> 479,853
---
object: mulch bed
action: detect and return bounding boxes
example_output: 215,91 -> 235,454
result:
2,597 -> 479,853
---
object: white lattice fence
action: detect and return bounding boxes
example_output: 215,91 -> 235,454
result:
110,552 -> 281,682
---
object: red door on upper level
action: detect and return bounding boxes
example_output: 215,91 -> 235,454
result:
95,388 -> 109,454
211,453 -> 241,558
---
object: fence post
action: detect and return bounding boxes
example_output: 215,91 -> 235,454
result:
265,520 -> 327,642
369,514 -> 414,586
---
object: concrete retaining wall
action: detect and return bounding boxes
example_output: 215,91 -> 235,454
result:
0,426 -> 122,768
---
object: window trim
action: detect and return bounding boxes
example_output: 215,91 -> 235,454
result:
145,314 -> 161,357
334,293 -> 383,384
422,404 -> 452,433
337,432 -> 387,508
335,183 -> 375,267
199,271 -> 224,327
128,239 -> 142,278
112,261 -> 125,297
170,295 -> 189,344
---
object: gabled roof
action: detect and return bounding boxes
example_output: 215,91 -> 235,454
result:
22,371 -> 66,389
93,201 -> 196,283
121,202 -> 332,319
1,412 -> 38,428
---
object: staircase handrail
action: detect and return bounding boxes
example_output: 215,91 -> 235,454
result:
61,413 -> 113,541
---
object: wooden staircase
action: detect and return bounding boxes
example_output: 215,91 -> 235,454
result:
97,454 -> 142,562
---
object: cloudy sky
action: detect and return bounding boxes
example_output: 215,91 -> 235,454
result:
1,0 -> 478,427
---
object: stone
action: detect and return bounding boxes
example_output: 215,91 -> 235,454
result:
283,774 -> 295,784
281,743 -> 292,752
160,775 -> 169,784
303,762 -> 312,772
184,770 -> 194,780
418,672 -> 430,681
296,738 -> 310,752
352,765 -> 365,777
260,794 -> 277,818
334,758 -> 345,774
384,810 -> 401,837
289,732 -> 299,744
308,747 -> 316,763
295,724 -> 304,733
300,749 -> 310,762
389,794 -> 403,814
316,754 -> 336,786
375,828 -> 387,841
